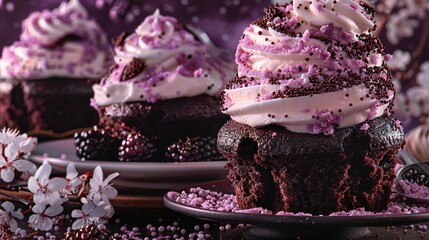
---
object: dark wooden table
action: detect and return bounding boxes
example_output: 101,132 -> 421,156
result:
3,199 -> 429,240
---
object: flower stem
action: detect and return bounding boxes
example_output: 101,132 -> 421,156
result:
0,190 -> 29,205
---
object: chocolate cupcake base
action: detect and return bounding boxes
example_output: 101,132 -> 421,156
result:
96,95 -> 229,162
217,116 -> 404,215
0,78 -> 97,133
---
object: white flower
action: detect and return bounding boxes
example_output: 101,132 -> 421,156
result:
18,136 -> 37,155
28,203 -> 63,231
417,62 -> 429,87
28,161 -> 67,205
0,143 -> 35,182
87,166 -> 119,205
393,92 -> 412,126
0,128 -> 26,145
0,129 -> 37,183
405,0 -> 429,18
406,86 -> 429,117
62,163 -> 83,196
386,9 -> 419,44
71,202 -> 106,230
0,201 -> 23,231
387,50 -> 411,70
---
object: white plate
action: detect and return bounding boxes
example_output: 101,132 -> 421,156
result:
28,139 -> 228,190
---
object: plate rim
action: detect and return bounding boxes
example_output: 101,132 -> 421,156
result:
164,179 -> 429,227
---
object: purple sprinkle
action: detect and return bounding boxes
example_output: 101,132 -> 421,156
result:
360,123 -> 370,131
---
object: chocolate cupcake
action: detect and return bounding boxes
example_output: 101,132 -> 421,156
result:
0,0 -> 111,133
74,10 -> 235,162
217,1 -> 404,215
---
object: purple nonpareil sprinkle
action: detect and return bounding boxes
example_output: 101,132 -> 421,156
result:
306,109 -> 342,135
360,123 -> 370,131
398,180 -> 429,200
167,181 -> 429,217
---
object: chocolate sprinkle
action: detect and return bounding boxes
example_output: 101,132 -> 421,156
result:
120,58 -> 146,81
111,31 -> 129,46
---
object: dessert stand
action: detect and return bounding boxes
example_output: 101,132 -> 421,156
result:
164,180 -> 429,240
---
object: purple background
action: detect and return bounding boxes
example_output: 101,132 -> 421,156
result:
0,0 -> 269,52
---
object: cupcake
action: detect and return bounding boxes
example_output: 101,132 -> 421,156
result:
217,1 -> 404,215
74,10 -> 235,162
0,0 -> 111,133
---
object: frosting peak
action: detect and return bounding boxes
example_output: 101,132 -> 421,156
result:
0,0 -> 111,80
221,1 -> 394,135
21,0 -> 94,47
293,0 -> 374,34
134,9 -> 195,49
93,10 -> 235,106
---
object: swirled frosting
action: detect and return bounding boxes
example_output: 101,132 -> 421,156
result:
405,124 -> 429,162
0,0 -> 110,80
93,10 -> 235,106
221,1 -> 395,135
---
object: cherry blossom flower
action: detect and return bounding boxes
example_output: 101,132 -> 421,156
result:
406,86 -> 429,117
87,166 -> 119,205
387,50 -> 411,70
28,202 -> 63,231
0,143 -> 35,182
392,79 -> 411,125
62,163 -> 83,196
28,161 -> 68,205
0,201 -> 23,231
0,128 -> 26,145
0,128 -> 37,183
71,202 -> 106,230
386,9 -> 419,44
417,61 -> 429,86
405,0 -> 429,19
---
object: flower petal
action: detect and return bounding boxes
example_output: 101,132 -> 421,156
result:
45,205 -> 63,217
19,137 -> 37,154
91,206 -> 107,218
71,209 -> 83,218
66,163 -> 78,180
28,214 -> 38,227
4,143 -> 19,161
104,185 -> 118,199
91,192 -> 102,205
32,193 -> 48,206
82,202 -> 96,213
9,219 -> 18,232
0,155 -> 6,166
27,177 -> 39,193
1,201 -> 14,212
36,162 -> 52,181
38,216 -> 53,231
72,218 -> 84,230
92,166 -> 103,185
1,167 -> 15,183
102,172 -> 119,186
12,211 -> 23,220
13,160 -> 35,172
47,178 -> 68,192
32,203 -> 47,214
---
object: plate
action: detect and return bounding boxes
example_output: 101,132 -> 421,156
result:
164,180 -> 429,239
27,139 -> 228,191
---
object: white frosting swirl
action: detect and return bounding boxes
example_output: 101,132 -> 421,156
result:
0,0 -> 110,80
224,84 -> 393,133
222,1 -> 394,135
293,0 -> 374,34
93,10 -> 234,106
